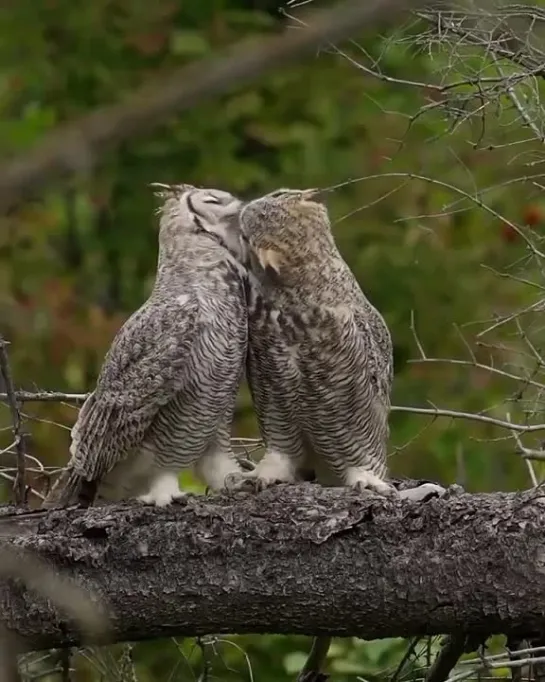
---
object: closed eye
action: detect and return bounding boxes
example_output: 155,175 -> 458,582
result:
202,196 -> 221,204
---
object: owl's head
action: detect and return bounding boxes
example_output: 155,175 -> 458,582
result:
151,183 -> 246,260
238,188 -> 332,274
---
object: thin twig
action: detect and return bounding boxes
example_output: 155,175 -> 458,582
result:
391,405 -> 545,432
506,412 -> 545,462
448,655 -> 545,682
391,637 -> 422,682
425,634 -> 468,682
60,649 -> 72,682
409,357 -> 545,391
0,336 -> 26,505
0,391 -> 88,403
410,310 -> 427,359
329,172 -> 545,259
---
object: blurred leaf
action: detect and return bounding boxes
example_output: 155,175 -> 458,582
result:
170,30 -> 210,57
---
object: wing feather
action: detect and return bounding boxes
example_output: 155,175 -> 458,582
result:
69,295 -> 200,481
352,307 -> 393,398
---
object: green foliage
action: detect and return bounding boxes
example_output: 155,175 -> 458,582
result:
2,0 -> 545,679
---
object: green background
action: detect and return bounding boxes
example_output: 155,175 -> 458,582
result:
2,0 -> 545,678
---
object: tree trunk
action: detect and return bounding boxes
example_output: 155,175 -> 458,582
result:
1,484 -> 544,651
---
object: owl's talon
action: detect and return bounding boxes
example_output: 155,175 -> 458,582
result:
224,472 -> 250,491
352,479 -> 399,499
224,472 -> 282,493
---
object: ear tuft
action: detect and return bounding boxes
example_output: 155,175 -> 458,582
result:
149,182 -> 174,199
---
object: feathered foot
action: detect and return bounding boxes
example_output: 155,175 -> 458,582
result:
346,469 -> 399,499
223,471 -> 284,493
137,471 -> 186,507
225,449 -> 298,493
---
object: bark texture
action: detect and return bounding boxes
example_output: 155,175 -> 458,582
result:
0,484 -> 545,651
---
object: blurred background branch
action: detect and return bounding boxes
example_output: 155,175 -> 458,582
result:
0,0 -> 444,213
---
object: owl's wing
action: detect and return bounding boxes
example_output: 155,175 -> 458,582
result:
70,295 -> 200,481
352,307 -> 394,400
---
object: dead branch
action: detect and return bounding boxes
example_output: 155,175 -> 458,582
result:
424,635 -> 477,682
0,392 -> 88,404
1,485 -> 545,652
0,337 -> 26,505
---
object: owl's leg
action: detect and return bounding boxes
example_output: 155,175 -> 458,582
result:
194,447 -> 244,491
344,466 -> 398,498
224,449 -> 300,493
137,470 -> 186,507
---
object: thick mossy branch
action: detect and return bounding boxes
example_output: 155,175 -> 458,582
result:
1,485 -> 545,650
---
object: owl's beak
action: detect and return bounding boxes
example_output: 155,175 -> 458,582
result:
149,182 -> 198,193
176,183 -> 198,192
256,247 -> 283,274
149,182 -> 172,196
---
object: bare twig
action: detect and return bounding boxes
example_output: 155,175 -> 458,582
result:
390,405 -> 545,432
330,172 -> 545,258
391,637 -> 422,682
493,58 -> 544,142
0,337 -> 26,506
296,635 -> 330,682
0,391 -> 88,404
506,412 -> 545,462
448,654 -> 545,682
409,357 -> 545,391
60,649 -> 72,682
411,310 -> 427,359
425,634 -> 469,682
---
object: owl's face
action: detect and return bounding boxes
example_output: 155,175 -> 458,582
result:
153,183 -> 247,259
239,188 -> 328,273
154,183 -> 241,229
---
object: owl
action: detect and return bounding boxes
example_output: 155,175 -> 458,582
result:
43,184 -> 248,508
226,188 -> 396,497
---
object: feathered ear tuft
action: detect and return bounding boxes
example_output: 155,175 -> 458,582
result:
149,182 -> 198,199
149,182 -> 175,199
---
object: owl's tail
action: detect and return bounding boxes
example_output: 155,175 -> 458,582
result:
42,468 -> 96,509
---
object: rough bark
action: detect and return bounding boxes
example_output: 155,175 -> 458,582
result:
1,484 -> 545,651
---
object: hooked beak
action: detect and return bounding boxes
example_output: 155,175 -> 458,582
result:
149,182 -> 197,194
255,247 -> 283,274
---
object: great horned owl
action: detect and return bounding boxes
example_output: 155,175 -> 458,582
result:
226,188 -> 396,497
43,184 -> 248,508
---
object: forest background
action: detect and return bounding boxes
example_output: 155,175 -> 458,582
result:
2,0 -> 545,679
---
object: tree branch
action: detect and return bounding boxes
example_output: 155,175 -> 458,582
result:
0,0 -> 444,213
1,485 -> 545,652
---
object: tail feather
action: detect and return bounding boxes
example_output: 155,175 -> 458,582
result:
42,468 -> 95,509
